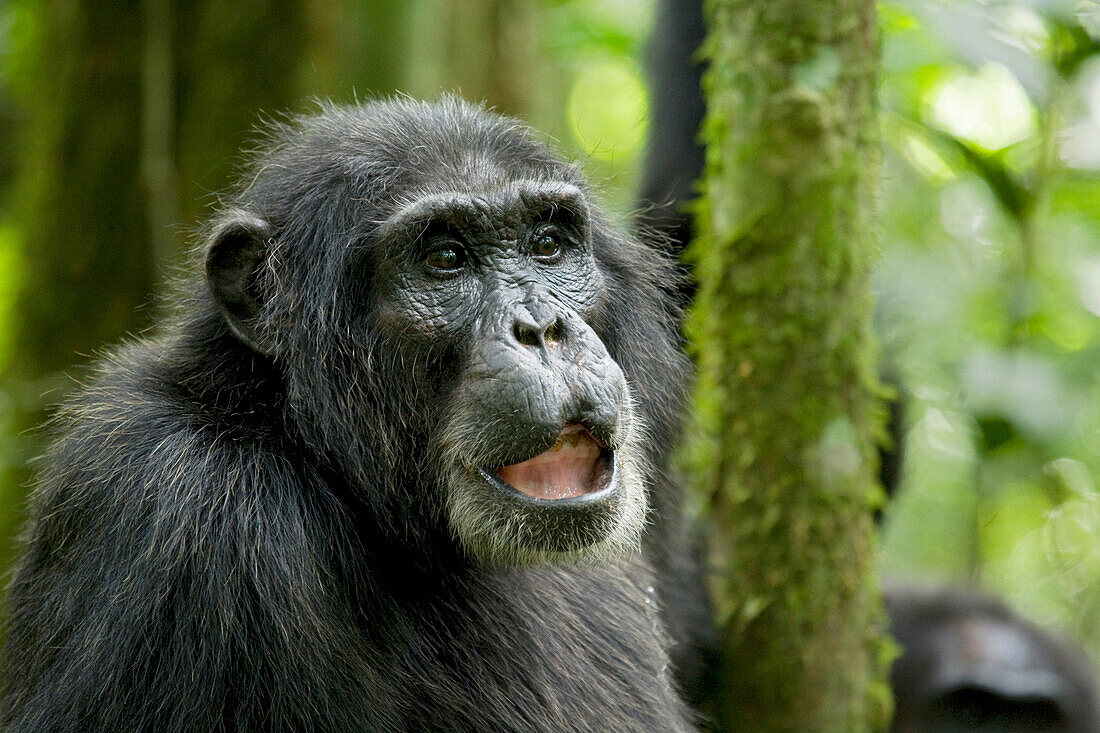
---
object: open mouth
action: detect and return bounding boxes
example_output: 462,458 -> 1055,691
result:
485,424 -> 614,502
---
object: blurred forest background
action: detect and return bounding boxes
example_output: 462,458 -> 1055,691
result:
0,0 -> 1098,668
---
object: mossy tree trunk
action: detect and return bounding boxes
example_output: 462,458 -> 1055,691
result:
688,0 -> 893,729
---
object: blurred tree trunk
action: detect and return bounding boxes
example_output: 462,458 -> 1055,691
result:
406,0 -> 538,120
0,1 -> 153,569
174,0 -> 312,229
6,0 -> 150,389
0,0 -> 316,571
688,0 -> 893,729
304,0 -> 411,100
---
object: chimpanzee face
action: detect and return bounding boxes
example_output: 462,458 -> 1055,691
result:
365,180 -> 646,563
205,109 -> 651,566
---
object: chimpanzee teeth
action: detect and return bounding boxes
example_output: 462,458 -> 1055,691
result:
549,431 -> 593,453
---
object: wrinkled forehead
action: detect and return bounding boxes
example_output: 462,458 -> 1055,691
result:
377,180 -> 589,243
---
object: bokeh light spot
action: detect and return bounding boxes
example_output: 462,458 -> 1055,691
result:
566,56 -> 648,162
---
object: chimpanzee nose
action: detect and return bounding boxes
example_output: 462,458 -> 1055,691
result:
511,314 -> 564,349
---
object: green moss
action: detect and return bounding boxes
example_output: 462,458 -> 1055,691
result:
688,0 -> 894,729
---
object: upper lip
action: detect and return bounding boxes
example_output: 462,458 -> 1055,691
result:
482,421 -> 612,468
548,423 -> 605,450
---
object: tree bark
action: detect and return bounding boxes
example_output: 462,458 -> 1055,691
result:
688,0 -> 893,729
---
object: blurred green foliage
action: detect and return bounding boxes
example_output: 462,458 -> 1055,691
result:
875,0 -> 1100,662
0,0 -> 1097,668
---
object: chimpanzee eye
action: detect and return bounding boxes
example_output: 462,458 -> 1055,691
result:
424,243 -> 464,271
532,226 -> 562,259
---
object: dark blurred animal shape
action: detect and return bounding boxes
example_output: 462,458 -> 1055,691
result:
886,585 -> 1100,733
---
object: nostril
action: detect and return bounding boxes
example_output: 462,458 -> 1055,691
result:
513,322 -> 542,348
544,319 -> 564,346
512,317 -> 565,348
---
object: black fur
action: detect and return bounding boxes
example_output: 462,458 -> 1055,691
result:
1,98 -> 698,731
638,0 -> 707,271
886,585 -> 1100,732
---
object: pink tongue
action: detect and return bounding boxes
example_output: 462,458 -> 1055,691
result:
497,429 -> 601,500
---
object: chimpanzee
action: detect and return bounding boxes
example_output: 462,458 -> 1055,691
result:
639,2 -> 1100,731
638,0 -> 707,280
0,99 -> 702,731
886,585 -> 1100,733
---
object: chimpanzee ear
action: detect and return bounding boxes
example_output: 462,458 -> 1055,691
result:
204,210 -> 274,355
